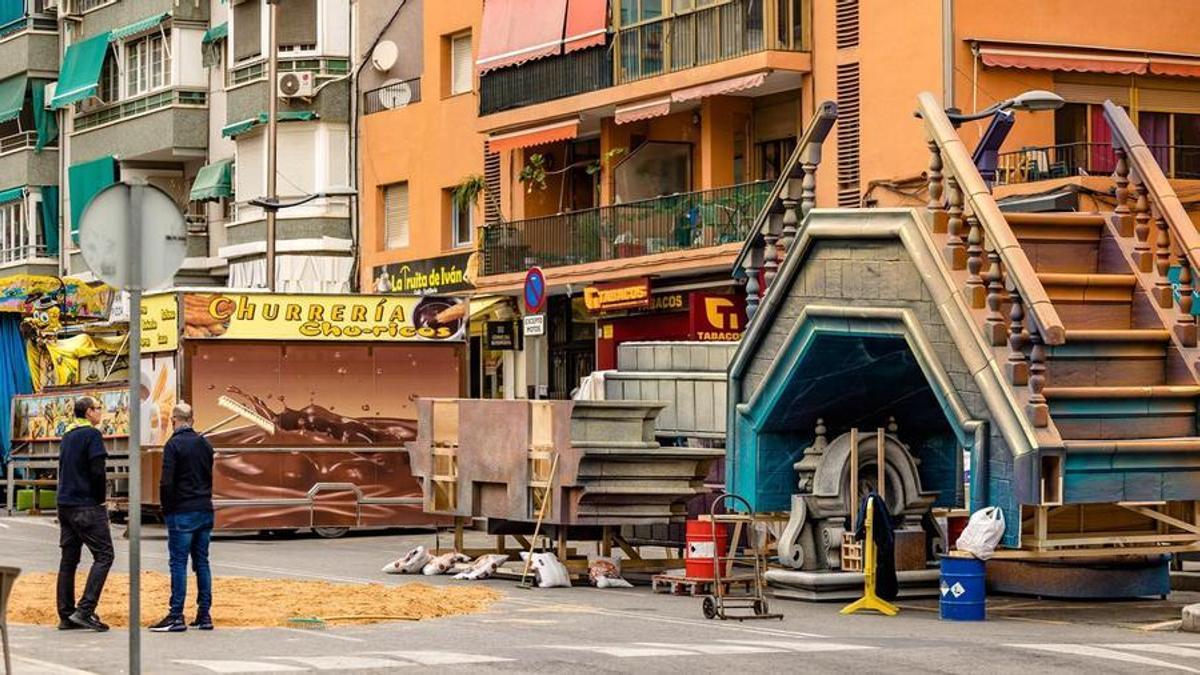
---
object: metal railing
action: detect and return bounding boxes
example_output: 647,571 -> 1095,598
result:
479,45 -> 612,116
0,244 -> 48,265
996,142 -> 1200,185
0,15 -> 57,39
74,89 -> 207,131
229,56 -> 350,87
0,130 -> 48,154
482,181 -> 772,275
363,77 -> 421,115
615,0 -> 806,84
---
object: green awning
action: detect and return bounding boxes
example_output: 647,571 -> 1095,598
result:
221,111 -> 319,138
110,12 -> 169,41
40,185 -> 58,256
0,187 -> 23,205
30,78 -> 56,152
68,156 -> 117,241
190,159 -> 233,201
51,32 -> 112,109
0,74 -> 25,124
202,22 -> 227,44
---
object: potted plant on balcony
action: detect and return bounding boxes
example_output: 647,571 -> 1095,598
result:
453,174 -> 521,276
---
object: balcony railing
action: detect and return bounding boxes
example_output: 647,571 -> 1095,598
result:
480,45 -> 612,116
229,56 -> 350,87
0,243 -> 48,265
74,89 -> 208,132
615,0 -> 806,84
363,77 -> 421,115
0,15 -> 57,39
482,181 -> 771,275
996,142 -> 1200,185
0,130 -> 51,154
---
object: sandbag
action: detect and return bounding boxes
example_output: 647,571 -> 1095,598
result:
525,552 -> 571,588
454,554 -> 509,580
588,557 -> 632,589
955,506 -> 1006,560
381,546 -> 431,574
422,551 -> 470,575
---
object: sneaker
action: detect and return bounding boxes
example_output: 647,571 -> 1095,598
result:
57,618 -> 84,630
190,614 -> 213,631
67,611 -> 109,632
148,615 -> 187,633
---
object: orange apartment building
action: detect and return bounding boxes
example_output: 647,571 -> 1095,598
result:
357,0 -> 1200,400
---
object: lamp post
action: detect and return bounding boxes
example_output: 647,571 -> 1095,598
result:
249,188 -> 358,289
265,0 -> 280,291
945,90 -> 1066,188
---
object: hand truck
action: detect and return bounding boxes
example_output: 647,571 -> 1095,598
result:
701,493 -> 783,621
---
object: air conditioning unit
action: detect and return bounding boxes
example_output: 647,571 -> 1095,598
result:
42,82 -> 55,110
277,71 -> 315,99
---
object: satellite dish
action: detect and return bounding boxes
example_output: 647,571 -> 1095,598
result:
377,80 -> 413,109
79,182 -> 186,291
371,40 -> 398,72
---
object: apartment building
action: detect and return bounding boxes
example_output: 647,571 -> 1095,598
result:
0,0 -> 354,292
358,0 -> 1200,400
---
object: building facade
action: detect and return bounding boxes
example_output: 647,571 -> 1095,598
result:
356,0 -> 1200,400
0,0 -> 355,292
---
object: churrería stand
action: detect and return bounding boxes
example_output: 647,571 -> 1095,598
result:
137,290 -> 465,536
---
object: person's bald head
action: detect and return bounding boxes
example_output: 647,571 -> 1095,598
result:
172,402 -> 194,429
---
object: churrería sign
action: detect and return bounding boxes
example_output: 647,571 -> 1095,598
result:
182,293 -> 466,342
583,277 -> 652,313
373,253 -> 474,295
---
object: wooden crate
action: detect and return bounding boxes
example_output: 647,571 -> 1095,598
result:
841,531 -> 863,571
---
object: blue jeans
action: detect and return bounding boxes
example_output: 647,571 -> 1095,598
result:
165,511 -> 214,618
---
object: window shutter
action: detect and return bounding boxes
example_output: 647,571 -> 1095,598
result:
451,34 -> 473,94
233,0 -> 262,62
484,147 -> 501,225
277,0 -> 317,48
836,62 -> 861,207
835,0 -> 860,50
385,183 -> 410,249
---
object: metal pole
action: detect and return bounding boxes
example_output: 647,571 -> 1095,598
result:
265,0 -> 279,292
127,185 -> 144,674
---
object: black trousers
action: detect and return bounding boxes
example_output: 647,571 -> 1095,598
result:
57,505 -> 114,620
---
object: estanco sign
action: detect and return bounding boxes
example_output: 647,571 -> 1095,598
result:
583,277 -> 651,313
689,293 -> 746,341
182,293 -> 466,342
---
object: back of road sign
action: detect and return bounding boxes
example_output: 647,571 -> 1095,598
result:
79,182 -> 187,291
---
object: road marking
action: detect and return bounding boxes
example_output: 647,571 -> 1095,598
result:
173,661 -> 307,673
1110,643 -> 1200,658
636,642 -> 787,655
12,656 -> 98,675
550,645 -> 702,657
716,639 -> 874,653
1009,644 -> 1200,673
279,627 -> 365,642
268,656 -> 412,670
478,618 -> 558,625
367,651 -> 513,665
549,639 -> 873,658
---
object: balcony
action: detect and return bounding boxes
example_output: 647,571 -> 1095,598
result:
364,77 -> 421,116
0,16 -> 58,81
996,142 -> 1200,185
0,131 -> 57,189
480,46 -> 612,117
615,0 -> 806,84
71,89 -> 208,161
482,180 -> 771,275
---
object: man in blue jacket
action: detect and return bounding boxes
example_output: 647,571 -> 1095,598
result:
150,402 -> 215,633
56,396 -> 114,632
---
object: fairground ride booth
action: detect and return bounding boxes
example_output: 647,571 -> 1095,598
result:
135,290 -> 465,537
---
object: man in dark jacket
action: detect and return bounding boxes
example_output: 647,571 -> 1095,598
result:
150,402 -> 215,633
56,395 -> 114,632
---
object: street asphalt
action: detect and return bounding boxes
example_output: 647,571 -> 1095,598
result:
2,515 -> 1199,674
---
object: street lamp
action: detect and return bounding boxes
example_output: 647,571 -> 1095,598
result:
945,89 -> 1065,127
945,90 -> 1066,188
250,187 -> 357,290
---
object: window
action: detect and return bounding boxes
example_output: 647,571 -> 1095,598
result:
97,51 -> 118,103
384,182 -> 409,249
756,137 -> 797,182
449,33 -> 472,96
277,0 -> 317,50
1177,113 -> 1200,180
0,199 -> 34,264
450,190 -> 473,248
232,0 -> 262,62
125,30 -> 172,98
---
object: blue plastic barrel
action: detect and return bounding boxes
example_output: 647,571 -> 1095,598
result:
939,557 -> 986,621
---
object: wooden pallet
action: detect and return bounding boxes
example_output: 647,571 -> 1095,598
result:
650,573 -> 756,597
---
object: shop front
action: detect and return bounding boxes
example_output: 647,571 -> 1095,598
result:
590,276 -> 747,370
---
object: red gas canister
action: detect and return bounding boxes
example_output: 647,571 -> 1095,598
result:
685,519 -> 729,579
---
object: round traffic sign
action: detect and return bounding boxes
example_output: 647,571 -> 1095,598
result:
524,267 -> 546,314
79,182 -> 186,291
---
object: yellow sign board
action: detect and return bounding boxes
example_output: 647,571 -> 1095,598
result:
140,293 -> 179,354
182,292 -> 466,342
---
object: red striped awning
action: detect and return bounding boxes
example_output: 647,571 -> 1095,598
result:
476,0 -> 568,74
564,0 -> 607,53
671,72 -> 767,103
1150,58 -> 1200,78
614,96 -> 671,125
487,119 -> 579,153
979,45 -> 1147,75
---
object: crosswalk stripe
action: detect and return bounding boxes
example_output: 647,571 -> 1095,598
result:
1111,644 -> 1200,659
1009,644 -> 1200,673
636,642 -> 787,655
12,656 -> 98,675
366,651 -> 513,665
717,639 -> 874,653
173,661 -> 307,673
550,645 -> 702,657
268,656 -> 413,670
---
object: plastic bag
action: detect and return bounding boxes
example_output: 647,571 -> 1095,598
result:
523,552 -> 571,588
454,554 -> 509,580
954,506 -> 1006,560
381,546 -> 431,574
